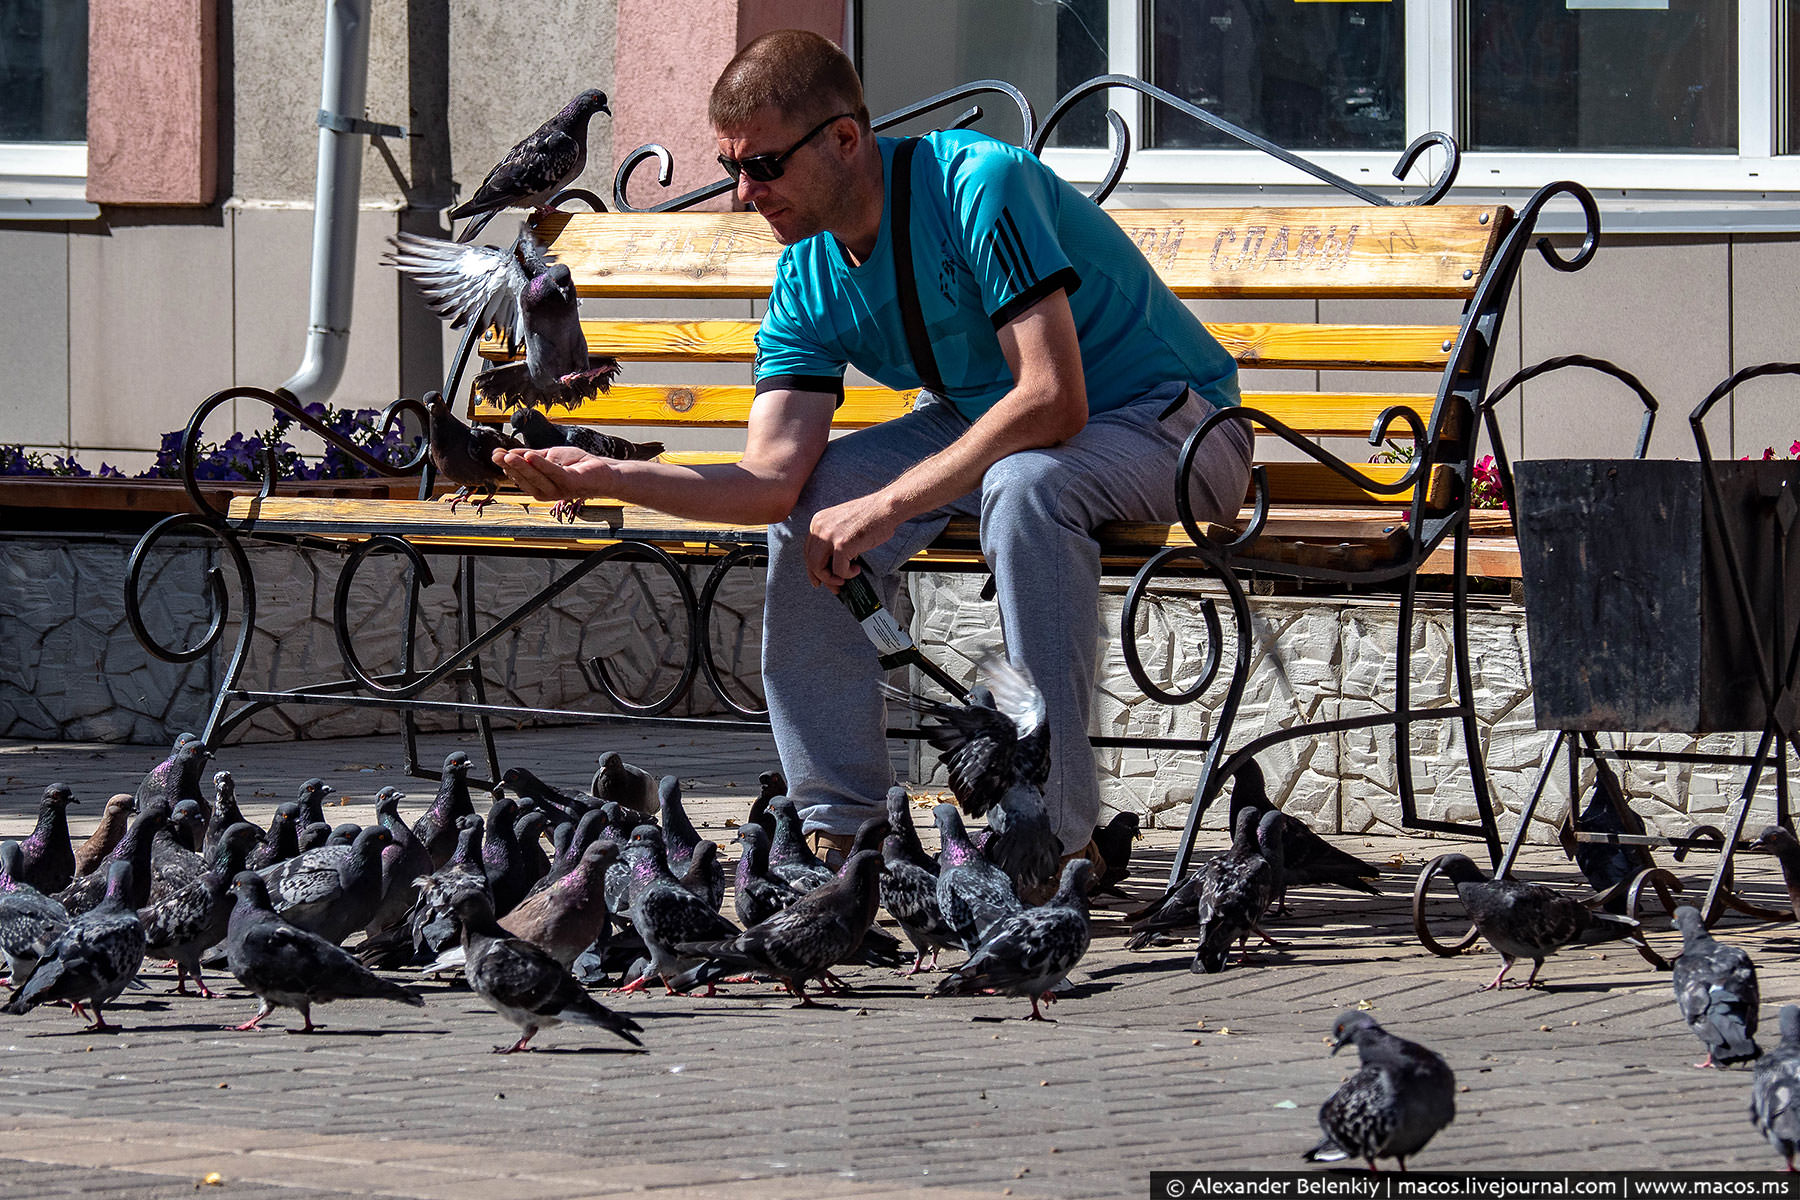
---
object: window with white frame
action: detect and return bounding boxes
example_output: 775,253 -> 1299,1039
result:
857,0 -> 1800,201
0,0 -> 93,219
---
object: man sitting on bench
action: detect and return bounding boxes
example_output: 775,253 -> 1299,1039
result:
495,29 -> 1252,870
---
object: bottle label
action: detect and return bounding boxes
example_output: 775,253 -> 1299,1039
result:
838,572 -> 915,662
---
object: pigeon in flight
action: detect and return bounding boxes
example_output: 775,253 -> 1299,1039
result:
388,231 -> 620,412
449,88 -> 610,228
1671,905 -> 1761,1068
932,858 -> 1093,1021
1435,853 -> 1645,990
1303,1012 -> 1456,1172
4,861 -> 147,1031
1750,1004 -> 1800,1169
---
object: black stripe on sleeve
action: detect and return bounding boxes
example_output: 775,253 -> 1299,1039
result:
988,266 -> 1082,330
984,228 -> 1021,292
996,209 -> 1039,287
754,373 -> 846,406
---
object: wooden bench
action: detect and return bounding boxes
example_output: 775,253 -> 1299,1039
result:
124,81 -> 1606,879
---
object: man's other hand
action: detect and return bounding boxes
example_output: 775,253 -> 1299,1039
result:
492,444 -> 615,502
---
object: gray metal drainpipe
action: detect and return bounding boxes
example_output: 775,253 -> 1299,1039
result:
277,0 -> 376,406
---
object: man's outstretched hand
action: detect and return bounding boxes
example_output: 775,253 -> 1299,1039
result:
492,444 -> 617,502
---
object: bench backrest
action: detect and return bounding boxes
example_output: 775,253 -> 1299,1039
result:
471,204 -> 1514,511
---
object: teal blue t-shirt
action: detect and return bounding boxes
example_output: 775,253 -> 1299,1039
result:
753,130 -> 1240,419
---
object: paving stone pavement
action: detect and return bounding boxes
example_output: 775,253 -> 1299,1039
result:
0,725 -> 1798,1197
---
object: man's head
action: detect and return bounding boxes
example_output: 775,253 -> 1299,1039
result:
710,30 -> 879,247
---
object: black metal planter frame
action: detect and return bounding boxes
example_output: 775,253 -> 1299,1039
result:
124,75 -> 1600,876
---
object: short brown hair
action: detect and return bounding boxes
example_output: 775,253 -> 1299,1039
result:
710,29 -> 870,132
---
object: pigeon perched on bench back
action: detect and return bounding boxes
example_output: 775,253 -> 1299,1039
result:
1435,852 -> 1645,990
1751,1004 -> 1800,1169
448,89 -> 610,227
1672,905 -> 1761,1068
1303,1012 -> 1456,1172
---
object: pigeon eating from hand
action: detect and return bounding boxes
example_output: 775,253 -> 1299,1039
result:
388,230 -> 620,412
423,390 -> 519,515
1671,905 -> 1761,1069
449,89 -> 610,228
1303,1012 -> 1456,1172
507,406 -> 661,522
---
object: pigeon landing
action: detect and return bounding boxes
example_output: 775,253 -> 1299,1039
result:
1671,906 -> 1761,1068
1304,1012 -> 1456,1172
1750,1005 -> 1800,1170
932,859 -> 1094,1021
449,89 -> 610,227
1435,853 -> 1645,990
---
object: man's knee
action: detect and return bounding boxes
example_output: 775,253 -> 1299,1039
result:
979,452 -> 1068,530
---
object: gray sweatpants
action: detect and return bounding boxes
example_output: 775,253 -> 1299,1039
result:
762,380 -> 1254,852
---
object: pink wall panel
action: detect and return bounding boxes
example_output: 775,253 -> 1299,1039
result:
87,0 -> 219,206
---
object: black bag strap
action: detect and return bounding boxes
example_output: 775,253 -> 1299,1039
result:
890,138 -> 947,399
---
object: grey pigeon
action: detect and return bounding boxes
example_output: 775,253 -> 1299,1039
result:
676,850 -> 885,1004
884,787 -> 936,875
1671,905 -> 1761,1068
136,735 -> 211,815
1750,1005 -> 1800,1169
1436,853 -> 1644,990
59,800 -> 170,916
411,815 -> 490,957
73,794 -> 136,879
449,89 -> 610,224
147,798 -> 209,905
1565,755 -> 1654,908
294,778 -> 336,828
364,786 -> 433,938
530,809 -> 607,900
1755,825 -> 1800,920
510,406 -> 662,463
659,776 -> 724,909
17,784 -> 77,895
502,766 -> 597,826
514,809 -> 553,883
618,828 -> 741,994
0,842 -> 70,986
1089,810 -> 1141,898
888,655 -> 1059,897
933,804 -> 1022,952
592,752 -> 660,816
1303,1012 -> 1456,1171
1127,808 -> 1266,951
261,825 -> 395,945
139,822 -> 261,998
481,794 -> 537,917
881,833 -> 954,975
747,770 -> 786,841
222,871 -> 424,1032
501,840 -> 618,967
767,797 -> 835,894
732,824 -> 801,929
1192,809 -> 1285,974
423,388 -> 520,514
1226,759 -> 1380,904
297,824 -> 333,854
245,803 -> 303,873
4,860 -> 146,1031
201,771 -> 260,860
412,751 -> 479,868
932,859 -> 1093,1021
454,889 -> 641,1053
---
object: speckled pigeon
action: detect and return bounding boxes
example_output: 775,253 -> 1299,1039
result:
221,871 -> 423,1032
767,797 -> 835,894
1672,905 -> 1762,1068
1750,1005 -> 1800,1169
1226,759 -> 1380,905
884,787 -> 936,875
147,798 -> 209,905
58,800 -> 169,916
411,815 -> 490,956
262,825 -> 394,945
363,786 -> 433,939
449,89 -> 610,225
592,752 -> 659,816
16,783 -> 77,896
882,834 -> 956,975
412,751 -> 479,868
1303,1012 -> 1456,1171
1192,809 -> 1285,973
1436,852 -> 1645,990
0,841 -> 69,986
618,828 -> 741,994
452,889 -> 640,1053
676,850 -> 885,1004
201,771 -> 260,860
245,803 -> 303,873
73,794 -> 136,879
932,859 -> 1093,1021
139,822 -> 261,997
732,825 -> 801,929
933,804 -> 1022,952
5,860 -> 147,1031
1125,810 -> 1246,951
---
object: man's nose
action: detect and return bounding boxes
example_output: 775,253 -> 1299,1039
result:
736,174 -> 766,207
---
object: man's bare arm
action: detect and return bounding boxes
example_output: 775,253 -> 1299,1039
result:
492,389 -> 836,525
803,288 -> 1087,588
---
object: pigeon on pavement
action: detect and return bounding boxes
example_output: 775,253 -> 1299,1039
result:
448,89 -> 610,226
480,794 -> 538,917
514,809 -> 553,883
1125,804 -> 1263,952
262,825 -> 395,945
1435,852 -> 1645,990
731,825 -> 802,929
747,770 -> 786,841
1755,826 -> 1800,920
0,841 -> 70,986
136,736 -> 211,815
1089,810 -> 1141,898
294,778 -> 336,829
884,787 -> 937,875
59,801 -> 170,916
363,786 -> 433,938
222,871 -> 424,1032
881,833 -> 955,975
4,860 -> 147,1031
766,798 -> 835,894
453,889 -> 641,1053
16,784 -> 78,895
592,752 -> 660,816
148,798 -> 209,904
932,858 -> 1093,1021
201,771 -> 260,859
422,388 -> 520,514
1750,1004 -> 1800,1169
412,751 -> 480,868
1192,809 -> 1285,973
411,815 -> 490,957
1303,1012 -> 1456,1171
73,794 -> 136,879
659,776 -> 724,909
140,822 -> 261,998
501,840 -> 618,967
1565,755 -> 1654,907
502,766 -> 596,827
1672,905 -> 1762,1068
618,828 -> 741,994
1226,758 -> 1380,905
933,804 -> 1022,952
245,803 -> 303,873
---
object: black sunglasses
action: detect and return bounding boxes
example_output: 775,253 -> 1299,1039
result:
717,112 -> 855,183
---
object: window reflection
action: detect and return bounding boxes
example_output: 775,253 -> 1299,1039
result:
0,0 -> 87,142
